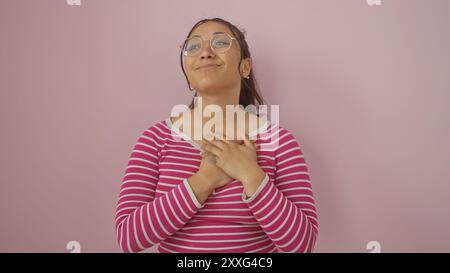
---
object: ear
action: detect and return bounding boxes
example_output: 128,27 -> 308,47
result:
239,57 -> 252,78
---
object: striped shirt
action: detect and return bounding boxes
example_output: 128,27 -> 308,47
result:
114,117 -> 318,253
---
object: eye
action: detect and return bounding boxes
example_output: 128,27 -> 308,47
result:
184,37 -> 202,54
188,44 -> 200,52
213,40 -> 230,48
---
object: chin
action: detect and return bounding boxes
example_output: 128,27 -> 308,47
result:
198,87 -> 224,94
196,81 -> 226,92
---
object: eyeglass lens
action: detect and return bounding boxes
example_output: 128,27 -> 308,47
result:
184,33 -> 232,56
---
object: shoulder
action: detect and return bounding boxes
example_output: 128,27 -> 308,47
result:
258,121 -> 303,153
135,119 -> 173,148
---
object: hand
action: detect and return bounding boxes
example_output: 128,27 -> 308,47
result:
200,134 -> 264,186
197,148 -> 234,190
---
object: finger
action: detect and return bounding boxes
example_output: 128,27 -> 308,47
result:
204,153 -> 217,163
200,150 -> 211,157
243,133 -> 254,149
210,139 -> 229,150
203,141 -> 223,157
199,140 -> 208,152
202,138 -> 224,151
249,137 -> 257,149
212,130 -> 232,141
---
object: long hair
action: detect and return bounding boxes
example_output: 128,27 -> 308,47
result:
180,18 -> 265,110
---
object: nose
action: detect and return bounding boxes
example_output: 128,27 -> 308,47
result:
199,40 -> 216,59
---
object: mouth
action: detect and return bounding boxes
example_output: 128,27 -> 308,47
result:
196,64 -> 221,71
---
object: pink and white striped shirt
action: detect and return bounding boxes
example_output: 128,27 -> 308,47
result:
114,117 -> 318,253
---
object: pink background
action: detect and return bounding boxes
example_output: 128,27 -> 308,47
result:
1,0 -> 449,252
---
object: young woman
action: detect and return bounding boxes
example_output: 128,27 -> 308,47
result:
114,18 -> 318,253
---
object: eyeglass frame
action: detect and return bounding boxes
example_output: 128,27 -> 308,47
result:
180,32 -> 237,57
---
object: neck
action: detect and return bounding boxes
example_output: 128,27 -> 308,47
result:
189,89 -> 252,140
195,88 -> 240,112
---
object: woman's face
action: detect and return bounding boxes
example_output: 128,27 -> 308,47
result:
183,21 -> 251,94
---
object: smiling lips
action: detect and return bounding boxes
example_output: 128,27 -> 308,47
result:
196,64 -> 221,71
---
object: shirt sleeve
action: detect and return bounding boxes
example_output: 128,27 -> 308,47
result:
114,124 -> 203,253
241,127 -> 319,252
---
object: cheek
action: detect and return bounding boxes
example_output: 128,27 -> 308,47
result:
222,55 -> 241,76
228,49 -> 243,72
184,61 -> 197,80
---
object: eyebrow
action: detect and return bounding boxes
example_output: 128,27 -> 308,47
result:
191,31 -> 226,38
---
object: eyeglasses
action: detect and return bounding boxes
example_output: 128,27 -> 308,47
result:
181,32 -> 236,57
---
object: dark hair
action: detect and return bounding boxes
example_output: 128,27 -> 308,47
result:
180,17 -> 265,110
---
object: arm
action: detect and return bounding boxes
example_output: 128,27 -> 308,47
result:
114,125 -> 205,253
187,172 -> 215,205
242,127 -> 319,253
